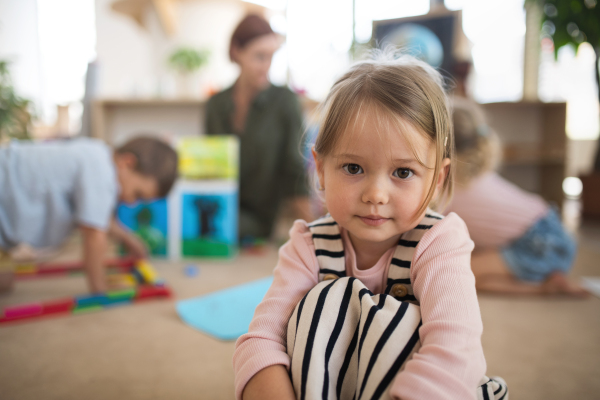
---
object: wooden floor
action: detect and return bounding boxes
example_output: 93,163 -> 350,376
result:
0,223 -> 599,400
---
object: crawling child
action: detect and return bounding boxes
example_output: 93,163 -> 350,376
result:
444,97 -> 587,297
0,136 -> 177,293
233,54 -> 506,400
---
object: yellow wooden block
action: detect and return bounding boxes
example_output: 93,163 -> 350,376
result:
108,274 -> 137,287
136,260 -> 158,284
15,264 -> 37,275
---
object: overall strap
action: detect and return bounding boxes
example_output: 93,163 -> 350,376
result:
308,216 -> 346,281
385,209 -> 445,304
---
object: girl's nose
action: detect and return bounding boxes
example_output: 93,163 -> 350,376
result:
361,176 -> 389,205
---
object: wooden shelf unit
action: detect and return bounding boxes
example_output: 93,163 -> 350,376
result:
480,101 -> 567,207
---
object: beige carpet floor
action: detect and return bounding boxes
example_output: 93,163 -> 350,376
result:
0,225 -> 598,400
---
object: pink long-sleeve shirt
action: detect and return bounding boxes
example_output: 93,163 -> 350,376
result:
444,172 -> 549,249
233,212 -> 486,400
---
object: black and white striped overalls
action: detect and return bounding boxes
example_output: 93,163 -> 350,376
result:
286,211 -> 508,400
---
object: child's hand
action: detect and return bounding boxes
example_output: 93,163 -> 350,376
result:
122,233 -> 148,259
108,218 -> 148,259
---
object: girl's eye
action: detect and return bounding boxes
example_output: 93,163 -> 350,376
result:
394,168 -> 414,179
343,164 -> 363,175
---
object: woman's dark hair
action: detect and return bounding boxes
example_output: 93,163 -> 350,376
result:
229,14 -> 274,62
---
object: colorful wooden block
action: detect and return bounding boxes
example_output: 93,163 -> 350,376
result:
136,260 -> 159,284
106,288 -> 136,301
4,303 -> 43,319
136,285 -> 171,300
43,298 -> 74,314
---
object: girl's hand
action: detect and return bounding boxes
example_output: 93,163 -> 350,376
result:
243,365 -> 296,400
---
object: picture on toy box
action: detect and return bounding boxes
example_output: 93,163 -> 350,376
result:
177,136 -> 239,180
117,199 -> 168,256
181,192 -> 237,257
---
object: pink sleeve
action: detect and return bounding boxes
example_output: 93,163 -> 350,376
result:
390,212 -> 486,400
233,220 -> 319,400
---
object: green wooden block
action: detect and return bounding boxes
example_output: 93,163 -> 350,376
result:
72,305 -> 103,314
106,288 -> 136,300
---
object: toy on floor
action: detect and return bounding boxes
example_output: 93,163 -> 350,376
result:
183,264 -> 199,278
1,260 -> 170,324
14,257 -> 137,279
176,276 -> 273,340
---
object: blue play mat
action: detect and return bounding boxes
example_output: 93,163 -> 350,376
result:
176,276 -> 274,341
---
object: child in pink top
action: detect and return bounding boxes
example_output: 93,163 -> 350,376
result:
444,97 -> 587,297
234,53 -> 490,400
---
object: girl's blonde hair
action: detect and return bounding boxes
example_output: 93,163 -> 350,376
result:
313,51 -> 454,215
451,97 -> 502,186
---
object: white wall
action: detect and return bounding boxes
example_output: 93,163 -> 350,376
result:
95,0 -> 245,99
0,0 -> 43,114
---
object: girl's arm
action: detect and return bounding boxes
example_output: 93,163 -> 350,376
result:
233,220 -> 319,400
390,213 -> 486,400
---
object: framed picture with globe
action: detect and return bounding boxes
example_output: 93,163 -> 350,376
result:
372,9 -> 465,80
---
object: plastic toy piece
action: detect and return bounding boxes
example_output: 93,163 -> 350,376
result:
1,260 -> 170,324
103,300 -> 132,308
0,285 -> 170,324
75,294 -> 108,308
136,285 -> 171,300
4,303 -> 43,319
108,274 -> 137,287
43,298 -> 75,314
184,264 -> 199,277
106,288 -> 136,301
14,264 -> 37,275
72,305 -> 103,314
135,260 -> 159,284
14,257 -> 137,279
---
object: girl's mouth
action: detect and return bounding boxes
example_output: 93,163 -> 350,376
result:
358,215 -> 390,226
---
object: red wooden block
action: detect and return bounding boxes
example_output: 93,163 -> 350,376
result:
4,303 -> 43,319
42,298 -> 75,315
135,285 -> 171,300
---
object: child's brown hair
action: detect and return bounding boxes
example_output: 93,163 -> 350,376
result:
115,136 -> 178,197
452,97 -> 502,186
313,51 -> 454,214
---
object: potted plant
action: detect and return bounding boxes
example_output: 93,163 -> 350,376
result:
0,60 -> 33,142
168,47 -> 210,98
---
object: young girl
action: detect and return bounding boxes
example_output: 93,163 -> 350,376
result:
444,97 -> 587,297
233,54 -> 498,400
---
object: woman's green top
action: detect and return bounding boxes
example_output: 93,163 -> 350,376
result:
205,84 -> 309,239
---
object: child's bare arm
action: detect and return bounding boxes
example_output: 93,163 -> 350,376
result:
243,365 -> 295,400
108,218 -> 147,258
80,225 -> 108,293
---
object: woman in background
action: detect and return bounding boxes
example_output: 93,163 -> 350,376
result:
444,97 -> 587,297
205,14 -> 312,240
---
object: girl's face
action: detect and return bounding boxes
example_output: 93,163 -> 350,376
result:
314,110 -> 449,251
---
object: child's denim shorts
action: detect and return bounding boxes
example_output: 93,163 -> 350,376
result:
500,208 -> 576,282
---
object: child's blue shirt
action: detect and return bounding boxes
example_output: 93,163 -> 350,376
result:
0,138 -> 118,250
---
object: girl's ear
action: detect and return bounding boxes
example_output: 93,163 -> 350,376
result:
434,158 -> 451,197
312,147 -> 325,190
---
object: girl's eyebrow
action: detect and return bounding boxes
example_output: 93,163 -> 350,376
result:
333,153 -> 363,160
392,158 -> 421,165
334,153 -> 421,165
